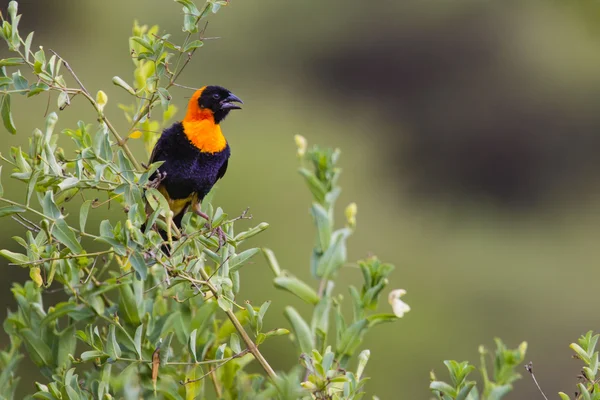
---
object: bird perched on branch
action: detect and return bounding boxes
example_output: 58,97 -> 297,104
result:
146,85 -> 243,248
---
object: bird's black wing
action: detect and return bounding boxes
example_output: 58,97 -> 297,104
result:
216,159 -> 228,181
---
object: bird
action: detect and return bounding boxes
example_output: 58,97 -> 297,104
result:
145,85 -> 243,249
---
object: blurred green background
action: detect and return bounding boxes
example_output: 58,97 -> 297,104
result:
2,0 -> 600,398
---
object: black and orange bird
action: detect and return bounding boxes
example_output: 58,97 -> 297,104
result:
147,85 -> 242,243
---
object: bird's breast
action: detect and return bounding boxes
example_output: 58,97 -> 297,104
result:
182,119 -> 227,154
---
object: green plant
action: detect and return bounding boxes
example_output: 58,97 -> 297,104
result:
0,2 -> 406,399
429,339 -> 528,400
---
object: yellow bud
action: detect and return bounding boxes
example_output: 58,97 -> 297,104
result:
30,267 -> 43,287
300,381 -> 317,391
96,90 -> 108,112
129,130 -> 142,139
294,134 -> 307,157
345,202 -> 357,228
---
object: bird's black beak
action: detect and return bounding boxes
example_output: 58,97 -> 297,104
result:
220,93 -> 243,110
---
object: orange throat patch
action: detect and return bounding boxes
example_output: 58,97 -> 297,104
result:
182,88 -> 227,153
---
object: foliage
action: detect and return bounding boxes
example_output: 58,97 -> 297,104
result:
558,331 -> 600,400
429,339 -> 527,400
0,1 -> 405,399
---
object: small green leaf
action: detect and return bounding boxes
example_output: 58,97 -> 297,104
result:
118,284 -> 141,325
21,328 -> 53,366
134,324 -> 143,358
0,249 -> 29,264
455,382 -> 476,400
229,248 -> 260,272
41,191 -> 61,219
106,325 -> 121,359
558,392 -> 571,400
79,200 -> 91,233
159,332 -> 174,365
11,71 -> 28,92
129,251 -> 147,280
57,325 -> 76,369
183,40 -> 203,52
188,329 -> 198,362
429,381 -> 457,398
112,76 -> 136,95
24,32 -> 34,62
215,343 -> 226,360
1,94 -> 16,134
0,205 -> 25,217
27,82 -> 49,97
230,333 -> 241,354
0,58 -> 24,67
261,248 -> 281,277
80,350 -> 106,362
274,276 -> 319,305
52,219 -> 83,253
284,306 -> 314,355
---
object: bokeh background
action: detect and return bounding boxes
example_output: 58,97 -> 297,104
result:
2,0 -> 600,398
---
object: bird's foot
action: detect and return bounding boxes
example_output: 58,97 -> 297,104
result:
147,171 -> 167,189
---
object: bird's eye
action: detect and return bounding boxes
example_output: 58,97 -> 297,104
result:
212,93 -> 221,100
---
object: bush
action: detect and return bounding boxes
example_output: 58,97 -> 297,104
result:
0,2 -> 404,398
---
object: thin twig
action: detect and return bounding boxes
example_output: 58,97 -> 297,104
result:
525,362 -> 549,400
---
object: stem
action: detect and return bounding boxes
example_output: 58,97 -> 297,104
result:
197,268 -> 277,379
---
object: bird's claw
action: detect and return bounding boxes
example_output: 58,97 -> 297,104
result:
147,171 -> 167,189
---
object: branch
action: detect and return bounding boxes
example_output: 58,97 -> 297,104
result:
197,267 -> 277,379
49,50 -> 142,172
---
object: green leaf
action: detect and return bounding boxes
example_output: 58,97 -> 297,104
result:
274,276 -> 320,305
12,71 -> 28,91
1,94 -> 16,134
80,350 -> 106,362
24,32 -> 34,62
0,205 -> 25,217
261,248 -> 281,277
106,325 -> 121,359
188,329 -> 198,362
558,392 -> 571,400
129,251 -> 148,280
0,58 -> 24,67
57,325 -> 76,369
27,82 -> 49,97
131,37 -> 153,52
118,284 -> 141,325
183,40 -> 203,52
79,200 -> 91,233
41,191 -> 61,219
336,319 -> 368,358
159,332 -> 174,365
157,87 -> 170,109
298,168 -> 326,203
26,170 -> 40,206
21,328 -> 53,366
134,324 -> 143,358
230,333 -> 241,354
284,306 -> 314,355
316,228 -> 351,278
429,381 -> 457,398
112,76 -> 136,95
311,203 -> 331,252
229,248 -> 260,272
0,249 -> 29,264
52,218 -> 83,253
